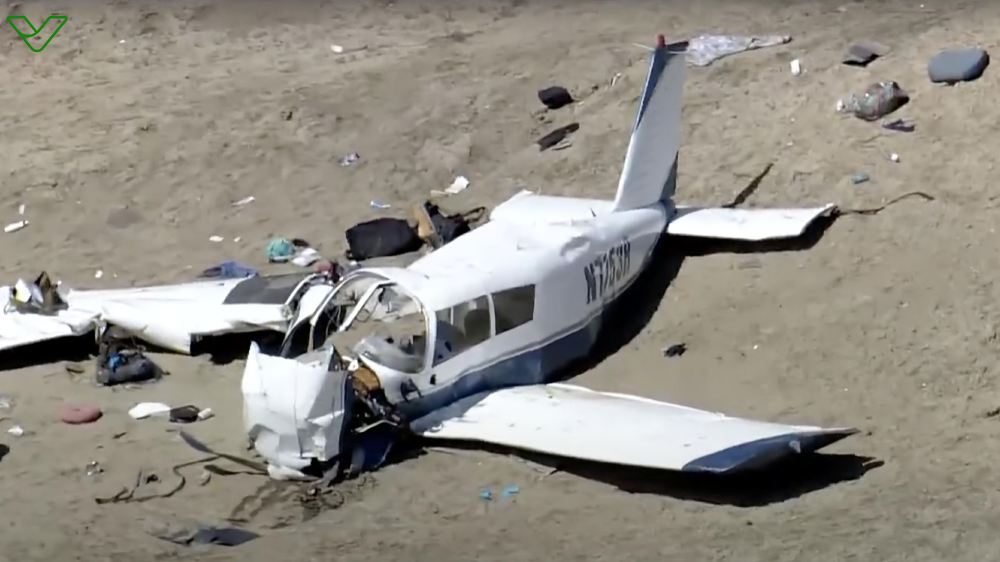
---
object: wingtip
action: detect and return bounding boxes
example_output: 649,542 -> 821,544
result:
656,34 -> 665,48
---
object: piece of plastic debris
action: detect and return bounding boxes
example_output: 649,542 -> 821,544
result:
446,176 -> 470,195
837,81 -> 909,121
501,485 -> 519,498
94,270 -> 104,279
339,153 -> 360,167
291,248 -> 321,267
882,118 -> 915,132
232,196 -> 255,207
331,44 -> 344,53
790,59 -> 802,75
197,408 -> 214,421
480,489 -> 493,500
17,204 -> 25,215
851,173 -> 870,185
370,200 -> 392,209
199,260 -> 258,279
129,402 -> 172,420
209,235 -> 224,242
7,425 -> 25,437
169,405 -> 204,424
662,343 -> 687,357
0,396 -> 12,410
890,153 -> 900,162
4,220 -> 28,233
686,34 -> 791,67
266,237 -> 295,262
538,123 -> 580,151
86,461 -> 104,476
234,237 -> 241,243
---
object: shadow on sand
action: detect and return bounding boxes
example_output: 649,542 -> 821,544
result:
419,441 -> 881,507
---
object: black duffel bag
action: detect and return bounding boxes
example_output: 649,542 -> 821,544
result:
345,217 -> 423,261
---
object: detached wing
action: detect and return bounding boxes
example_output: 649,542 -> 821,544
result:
410,383 -> 856,474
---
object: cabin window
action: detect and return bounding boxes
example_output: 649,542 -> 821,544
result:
432,296 -> 492,366
492,285 -> 535,335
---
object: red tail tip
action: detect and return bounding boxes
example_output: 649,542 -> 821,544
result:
656,34 -> 665,48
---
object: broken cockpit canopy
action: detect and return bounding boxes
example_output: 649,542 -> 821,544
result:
284,272 -> 431,375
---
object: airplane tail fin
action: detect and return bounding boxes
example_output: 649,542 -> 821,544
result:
612,34 -> 685,213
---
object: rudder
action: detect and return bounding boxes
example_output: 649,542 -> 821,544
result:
611,34 -> 685,213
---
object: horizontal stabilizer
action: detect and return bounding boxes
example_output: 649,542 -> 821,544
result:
410,383 -> 856,474
667,204 -> 836,241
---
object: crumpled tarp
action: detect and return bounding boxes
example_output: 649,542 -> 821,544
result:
686,34 -> 791,67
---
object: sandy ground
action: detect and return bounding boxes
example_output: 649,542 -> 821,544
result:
3,0 -> 1000,560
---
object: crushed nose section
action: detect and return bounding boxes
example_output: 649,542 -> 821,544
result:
241,342 -> 408,482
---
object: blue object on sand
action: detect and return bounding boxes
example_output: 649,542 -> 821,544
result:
928,48 -> 990,84
199,260 -> 258,279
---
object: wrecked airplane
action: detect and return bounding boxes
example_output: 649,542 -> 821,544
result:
241,35 -> 856,482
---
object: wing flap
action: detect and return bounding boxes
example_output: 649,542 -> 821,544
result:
666,205 -> 835,241
410,383 -> 856,474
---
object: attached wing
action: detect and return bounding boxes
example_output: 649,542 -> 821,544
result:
410,383 -> 856,474
0,273 -> 314,355
666,204 -> 836,241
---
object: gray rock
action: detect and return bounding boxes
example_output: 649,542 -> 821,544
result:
928,48 -> 990,84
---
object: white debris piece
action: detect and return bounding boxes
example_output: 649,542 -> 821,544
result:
686,34 -> 791,67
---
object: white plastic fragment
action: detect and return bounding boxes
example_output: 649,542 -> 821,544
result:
5,221 -> 27,233
209,235 -> 224,242
445,175 -> 470,195
790,59 -> 802,75
129,402 -> 172,420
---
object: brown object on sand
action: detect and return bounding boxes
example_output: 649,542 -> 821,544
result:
59,404 -> 103,424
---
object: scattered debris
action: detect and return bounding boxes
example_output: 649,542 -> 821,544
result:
790,59 -> 802,76
882,118 -> 915,132
59,403 -> 103,425
446,175 -> 470,194
266,237 -> 296,262
231,196 -> 255,208
480,488 -> 493,500
146,521 -> 260,547
370,200 -> 392,210
6,425 -> 25,437
338,153 -> 360,167
851,173 -> 871,185
129,402 -> 171,420
537,123 -> 580,151
280,109 -> 294,121
843,41 -> 890,67
199,260 -> 258,279
928,48 -> 990,84
686,34 -> 791,67
538,86 -> 574,110
95,328 -> 166,386
4,220 -> 27,233
890,153 -> 900,163
291,247 -> 322,267
837,81 -> 909,121
169,405 -> 212,424
17,204 -> 25,216
662,343 -> 687,357
208,235 -> 224,243
331,44 -> 345,53
501,485 -> 519,498
86,461 -> 104,476
94,270 -> 104,279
